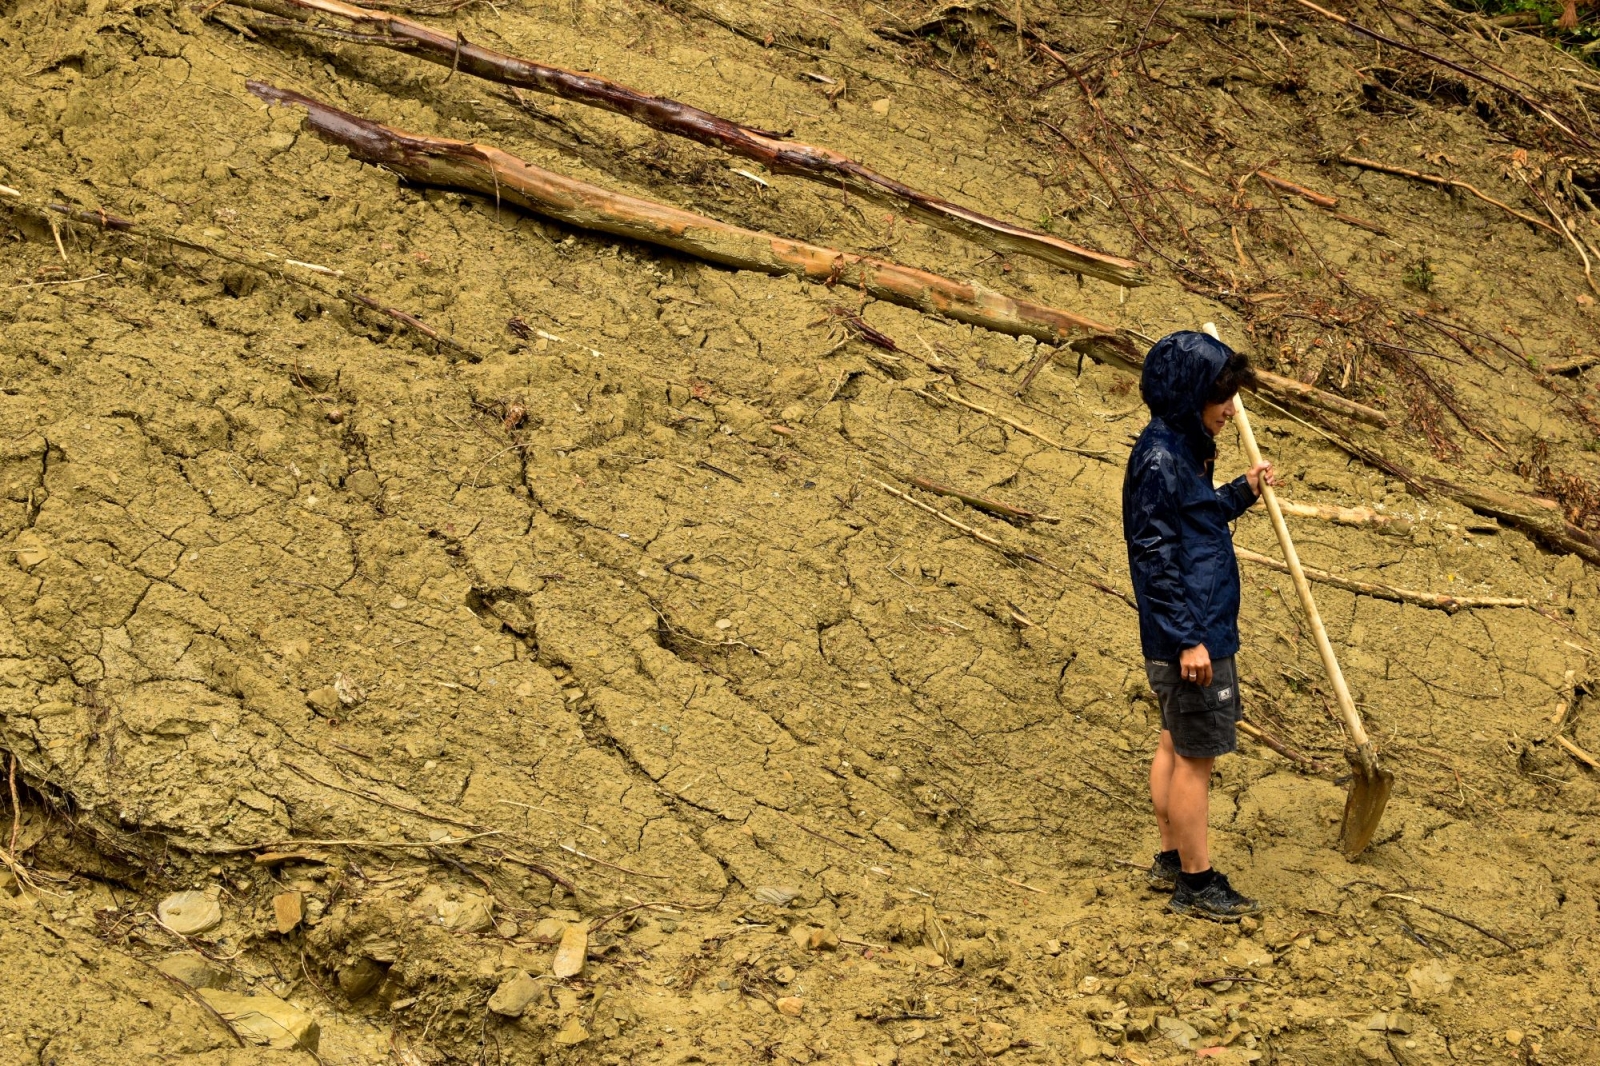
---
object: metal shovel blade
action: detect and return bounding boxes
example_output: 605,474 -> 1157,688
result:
1337,743 -> 1395,858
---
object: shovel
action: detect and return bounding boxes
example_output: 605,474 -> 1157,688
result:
1202,322 -> 1394,857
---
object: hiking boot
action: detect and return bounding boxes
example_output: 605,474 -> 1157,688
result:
1168,872 -> 1262,922
1147,850 -> 1180,892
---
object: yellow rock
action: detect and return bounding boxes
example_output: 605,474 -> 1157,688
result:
776,996 -> 804,1017
552,922 -> 588,979
273,891 -> 303,934
553,1019 -> 589,1045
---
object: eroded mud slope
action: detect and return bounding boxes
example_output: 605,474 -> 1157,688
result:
3,0 -> 1600,1063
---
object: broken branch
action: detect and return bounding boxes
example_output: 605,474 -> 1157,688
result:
228,0 -> 1144,284
908,476 -> 1057,523
1337,155 -> 1561,237
1236,546 -> 1531,613
249,82 -> 1118,346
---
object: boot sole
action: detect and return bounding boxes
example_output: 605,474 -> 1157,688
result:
1167,898 -> 1258,923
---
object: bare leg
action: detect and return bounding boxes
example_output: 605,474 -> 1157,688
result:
1150,729 -> 1177,852
1168,753 -> 1215,873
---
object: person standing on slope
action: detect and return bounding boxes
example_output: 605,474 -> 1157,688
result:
1123,330 -> 1274,922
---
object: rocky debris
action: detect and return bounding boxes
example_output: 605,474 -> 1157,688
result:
156,952 -> 229,990
488,970 -> 542,1017
772,964 -> 796,985
792,924 -> 839,951
412,886 -> 494,933
552,923 -> 588,979
776,996 -> 805,1017
273,891 -> 303,934
197,989 -> 320,1051
157,891 -> 221,935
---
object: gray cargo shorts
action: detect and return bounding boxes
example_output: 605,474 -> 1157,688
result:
1146,656 -> 1242,759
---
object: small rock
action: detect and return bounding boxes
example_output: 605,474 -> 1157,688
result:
806,926 -> 840,952
198,990 -> 319,1051
1078,975 -> 1102,994
553,1019 -> 589,1045
753,885 -> 800,906
1239,916 -> 1260,934
158,891 -> 221,935
157,953 -> 228,989
978,1021 -> 1012,1054
1044,938 -> 1062,956
1314,928 -> 1336,945
333,673 -> 364,706
1156,1015 -> 1201,1050
552,923 -> 588,979
1405,959 -> 1456,1002
715,618 -> 732,630
337,958 -> 385,999
273,892 -> 304,934
772,964 -> 795,985
488,970 -> 541,1017
345,470 -> 380,499
306,686 -> 341,715
871,98 -> 891,114
1506,1029 -> 1524,1046
776,996 -> 804,1017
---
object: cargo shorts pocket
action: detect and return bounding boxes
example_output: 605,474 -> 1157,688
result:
1177,659 -> 1238,715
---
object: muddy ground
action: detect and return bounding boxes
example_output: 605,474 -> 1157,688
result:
3,0 -> 1600,1063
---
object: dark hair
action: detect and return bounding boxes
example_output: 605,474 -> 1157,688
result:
1206,352 -> 1256,406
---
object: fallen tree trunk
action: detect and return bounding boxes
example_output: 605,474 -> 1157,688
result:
1236,546 -> 1533,613
248,82 -> 1117,345
1068,334 -> 1392,429
1425,478 -> 1600,566
227,0 -> 1145,286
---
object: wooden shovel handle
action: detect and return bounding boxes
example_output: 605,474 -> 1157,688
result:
1201,323 -> 1372,750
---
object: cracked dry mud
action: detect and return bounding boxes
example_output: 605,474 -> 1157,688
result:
3,0 -> 1600,1064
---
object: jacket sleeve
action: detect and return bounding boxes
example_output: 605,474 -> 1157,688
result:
1216,474 -> 1258,522
1127,452 -> 1206,652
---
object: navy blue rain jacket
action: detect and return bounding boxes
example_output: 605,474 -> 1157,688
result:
1122,331 -> 1259,662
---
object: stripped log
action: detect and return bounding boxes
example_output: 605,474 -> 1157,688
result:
1277,500 -> 1413,535
249,83 -> 1118,346
227,0 -> 1145,286
1236,546 -> 1532,613
1069,334 -> 1392,429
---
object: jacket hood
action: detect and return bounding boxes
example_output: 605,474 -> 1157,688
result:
1140,330 -> 1232,460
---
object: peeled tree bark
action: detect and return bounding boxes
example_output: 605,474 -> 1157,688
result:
228,0 -> 1146,287
248,82 -> 1117,345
